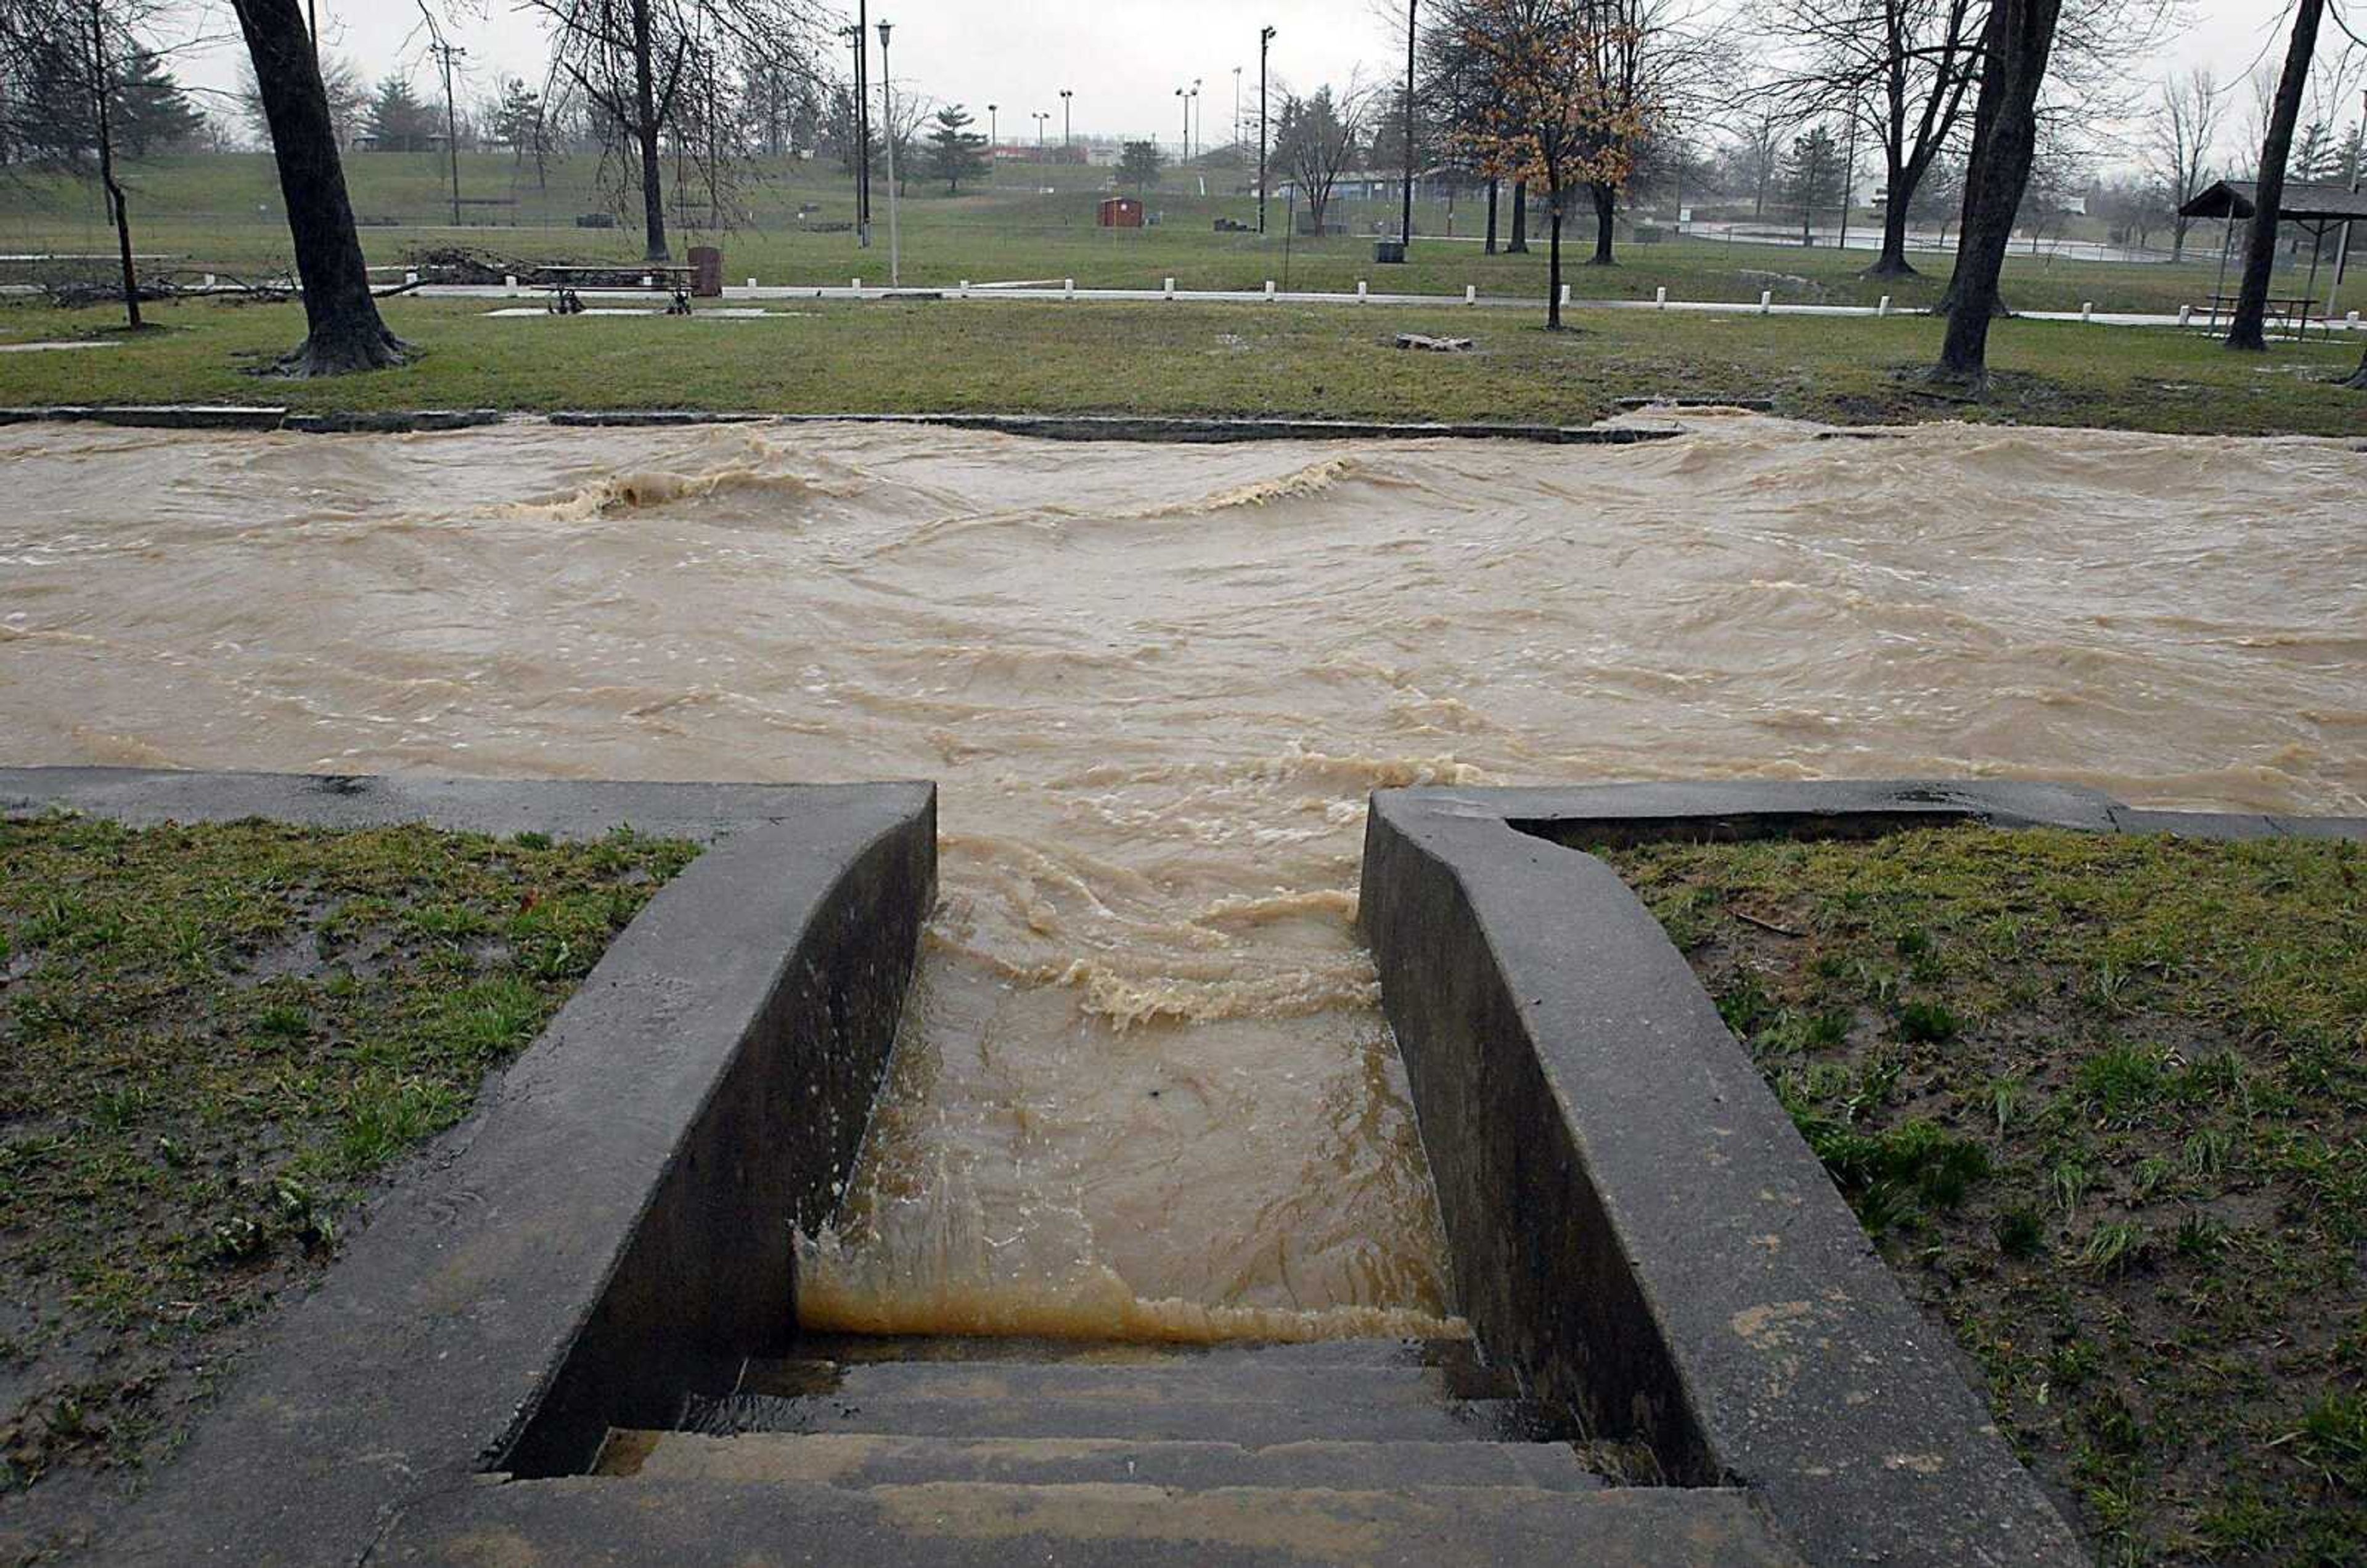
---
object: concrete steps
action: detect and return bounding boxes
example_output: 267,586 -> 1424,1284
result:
470,1337 -> 1809,1567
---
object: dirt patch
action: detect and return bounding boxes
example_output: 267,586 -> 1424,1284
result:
0,817 -> 695,1564
1600,828 -> 2365,1567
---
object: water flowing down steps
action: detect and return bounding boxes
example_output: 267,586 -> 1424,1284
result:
542,1336 -> 1808,1566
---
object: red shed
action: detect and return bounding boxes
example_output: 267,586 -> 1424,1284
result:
1097,196 -> 1145,229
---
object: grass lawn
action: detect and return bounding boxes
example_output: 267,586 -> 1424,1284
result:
1,296 -> 2362,438
4,150 -> 2361,319
1603,828 -> 2367,1567
0,815 -> 695,1564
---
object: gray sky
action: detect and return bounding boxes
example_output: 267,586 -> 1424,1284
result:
161,0 -> 2333,160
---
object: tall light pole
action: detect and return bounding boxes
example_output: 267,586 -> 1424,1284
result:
841,17 -> 870,247
877,19 -> 898,285
1033,110 -> 1049,152
1060,88 -> 1072,153
1175,87 -> 1188,163
1399,0 -> 1415,252
1192,78 -> 1203,163
987,102 -> 998,150
1233,66 -> 1242,155
1257,25 -> 1275,234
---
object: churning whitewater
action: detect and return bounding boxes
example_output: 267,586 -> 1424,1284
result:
2,416 -> 2360,1340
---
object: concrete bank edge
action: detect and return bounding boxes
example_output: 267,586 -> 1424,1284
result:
0,767 -> 937,1567
0,406 -> 1679,444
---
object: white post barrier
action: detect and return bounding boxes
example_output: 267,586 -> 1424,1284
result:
504,274 -> 518,293
203,274 -> 215,289
1265,280 -> 1277,300
1560,283 -> 1571,308
404,269 -> 419,286
640,274 -> 653,288
1654,285 -> 1667,309
1357,280 -> 1368,303
746,277 -> 757,291
1465,284 -> 1477,304
2081,301 -> 2094,322
2349,311 -> 2361,331
2178,304 -> 2193,327
1164,277 -> 1175,299
1065,278 -> 1076,300
1877,295 -> 1891,317
1759,289 -> 1773,315
958,279 -> 969,298
852,277 -> 862,290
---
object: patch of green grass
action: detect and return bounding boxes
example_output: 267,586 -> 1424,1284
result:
1605,827 -> 2367,1565
0,815 -> 696,1511
0,295 -> 2361,439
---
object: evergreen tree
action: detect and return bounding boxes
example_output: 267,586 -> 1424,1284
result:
490,77 -> 542,157
364,73 -> 436,152
1119,137 -> 1163,191
925,103 -> 986,194
109,47 -> 201,154
1780,125 -> 1842,246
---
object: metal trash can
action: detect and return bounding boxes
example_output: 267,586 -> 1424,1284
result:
1374,239 -> 1407,264
688,246 -> 724,298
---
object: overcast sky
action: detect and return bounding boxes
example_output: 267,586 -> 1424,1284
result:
159,0 -> 2332,157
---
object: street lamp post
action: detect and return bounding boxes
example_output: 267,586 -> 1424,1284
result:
840,16 -> 870,246
1257,25 -> 1275,234
1399,0 -> 1415,252
1233,66 -> 1241,155
1060,89 -> 1072,152
1175,88 -> 1188,165
1192,78 -> 1202,163
988,103 -> 997,151
1033,110 -> 1049,152
877,20 -> 898,285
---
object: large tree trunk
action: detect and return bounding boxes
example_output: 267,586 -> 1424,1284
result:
231,0 -> 406,375
2227,0 -> 2323,352
1508,181 -> 1528,253
2342,345 -> 2367,389
1546,187 -> 1563,329
1934,0 -> 2061,382
1485,178 -> 1498,255
631,0 -> 670,262
1587,182 -> 1614,265
1863,153 -> 1919,277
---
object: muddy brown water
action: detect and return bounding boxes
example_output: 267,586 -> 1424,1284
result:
2,417 -> 2360,1341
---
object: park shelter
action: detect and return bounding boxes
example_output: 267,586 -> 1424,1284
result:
1097,196 -> 1144,229
2178,179 -> 2366,325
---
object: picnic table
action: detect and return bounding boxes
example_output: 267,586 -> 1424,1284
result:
539,264 -> 695,316
2202,292 -> 2326,338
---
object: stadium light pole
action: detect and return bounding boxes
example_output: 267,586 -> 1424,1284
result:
1257,25 -> 1275,234
1033,110 -> 1049,151
877,20 -> 898,285
1060,88 -> 1073,152
1233,66 -> 1241,155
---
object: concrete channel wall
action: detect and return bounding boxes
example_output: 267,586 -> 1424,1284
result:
1357,779 -> 2367,1568
0,768 -> 937,1566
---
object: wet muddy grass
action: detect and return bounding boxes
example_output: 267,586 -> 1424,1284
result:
1602,828 -> 2366,1567
0,816 -> 695,1563
2,296 -> 2362,438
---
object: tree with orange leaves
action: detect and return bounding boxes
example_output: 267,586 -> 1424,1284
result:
1453,0 -> 1658,327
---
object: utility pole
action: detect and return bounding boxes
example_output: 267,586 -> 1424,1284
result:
1258,25 -> 1275,234
1838,108 -> 1857,254
1233,67 -> 1241,155
853,1 -> 871,247
1399,0 -> 1416,251
432,39 -> 467,229
877,19 -> 897,285
987,103 -> 997,150
1193,78 -> 1202,163
1060,89 -> 1072,152
1176,86 -> 1188,164
1033,109 -> 1047,150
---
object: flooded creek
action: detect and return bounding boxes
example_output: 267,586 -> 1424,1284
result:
2,417 -> 2360,1340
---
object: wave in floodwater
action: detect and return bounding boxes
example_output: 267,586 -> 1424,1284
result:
2,415 -> 2360,1342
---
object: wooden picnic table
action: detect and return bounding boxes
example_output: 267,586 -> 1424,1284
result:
2203,292 -> 2327,338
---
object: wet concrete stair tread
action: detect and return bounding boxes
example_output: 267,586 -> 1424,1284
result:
435,1474 -> 1804,1566
611,1431 -> 1608,1493
679,1342 -> 1569,1445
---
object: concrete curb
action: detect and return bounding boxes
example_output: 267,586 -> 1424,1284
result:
0,767 -> 937,1567
1356,780 -> 2366,1568
0,406 -> 1683,444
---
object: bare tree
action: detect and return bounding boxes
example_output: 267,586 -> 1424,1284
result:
1933,0 -> 2064,381
2144,68 -> 2222,261
520,0 -> 828,261
1275,83 -> 1371,236
1751,0 -> 1982,276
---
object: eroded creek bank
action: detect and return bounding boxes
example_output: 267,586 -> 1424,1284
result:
2,416 -> 2359,1337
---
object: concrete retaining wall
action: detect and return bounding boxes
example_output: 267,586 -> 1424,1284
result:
1355,778 -> 2367,1567
0,768 -> 936,1566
